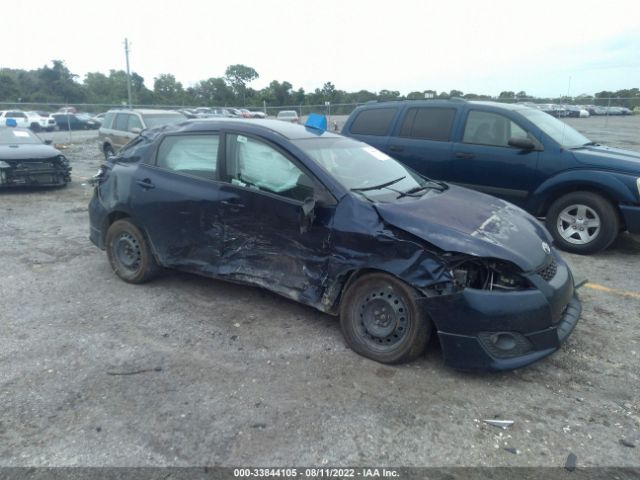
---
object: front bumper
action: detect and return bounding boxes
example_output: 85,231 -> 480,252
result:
420,254 -> 581,371
0,160 -> 71,187
620,204 -> 640,234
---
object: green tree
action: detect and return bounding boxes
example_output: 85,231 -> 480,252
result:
224,64 -> 259,105
449,89 -> 464,97
192,77 -> 233,106
0,71 -> 20,101
154,74 -> 184,105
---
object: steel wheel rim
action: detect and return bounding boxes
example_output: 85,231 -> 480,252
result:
556,204 -> 601,245
114,232 -> 142,272
356,289 -> 409,349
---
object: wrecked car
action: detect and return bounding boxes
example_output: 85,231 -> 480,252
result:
88,118 -> 581,371
0,124 -> 71,187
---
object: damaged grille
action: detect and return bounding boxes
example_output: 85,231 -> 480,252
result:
537,258 -> 557,282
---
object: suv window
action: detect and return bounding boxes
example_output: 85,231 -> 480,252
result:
349,108 -> 398,136
102,112 -> 115,129
156,134 -> 219,180
8,111 -> 27,118
399,107 -> 456,141
114,113 -> 130,132
225,134 -> 312,202
463,111 -> 528,147
127,114 -> 143,131
141,113 -> 185,129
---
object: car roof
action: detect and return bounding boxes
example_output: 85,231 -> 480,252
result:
358,99 -> 531,112
160,118 -> 341,140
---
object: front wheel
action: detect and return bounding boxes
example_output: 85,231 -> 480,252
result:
340,273 -> 431,364
546,192 -> 619,254
105,219 -> 160,283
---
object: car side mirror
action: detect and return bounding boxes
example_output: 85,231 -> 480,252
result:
130,127 -> 142,134
44,139 -> 53,145
508,137 -> 536,150
299,197 -> 316,233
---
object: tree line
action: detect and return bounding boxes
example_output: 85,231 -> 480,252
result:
1,60 -> 639,113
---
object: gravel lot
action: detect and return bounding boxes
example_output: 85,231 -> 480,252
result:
1,117 -> 639,469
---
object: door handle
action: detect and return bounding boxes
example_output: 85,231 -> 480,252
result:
455,152 -> 475,159
389,145 -> 404,153
135,178 -> 155,189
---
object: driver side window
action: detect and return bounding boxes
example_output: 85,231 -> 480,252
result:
463,111 -> 528,147
225,134 -> 313,202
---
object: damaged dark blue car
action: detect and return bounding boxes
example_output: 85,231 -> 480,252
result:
88,118 -> 581,371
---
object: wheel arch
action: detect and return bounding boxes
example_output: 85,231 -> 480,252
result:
528,171 -> 627,223
325,266 -> 431,316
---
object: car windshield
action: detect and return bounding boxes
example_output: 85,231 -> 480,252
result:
294,136 -> 434,200
142,113 -> 186,129
0,128 -> 42,145
520,108 -> 591,148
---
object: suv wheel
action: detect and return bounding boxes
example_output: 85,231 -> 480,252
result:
546,192 -> 619,254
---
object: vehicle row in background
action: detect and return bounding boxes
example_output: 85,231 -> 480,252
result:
520,103 -> 634,118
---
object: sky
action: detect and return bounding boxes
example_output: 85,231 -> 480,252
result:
3,0 -> 639,98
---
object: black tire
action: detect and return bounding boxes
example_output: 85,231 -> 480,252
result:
546,191 -> 619,254
105,219 -> 160,284
30,123 -> 41,132
340,272 -> 431,364
103,144 -> 115,160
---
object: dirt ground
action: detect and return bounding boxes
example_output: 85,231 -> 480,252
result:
0,117 -> 639,470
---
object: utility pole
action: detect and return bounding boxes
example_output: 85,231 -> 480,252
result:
124,38 -> 133,108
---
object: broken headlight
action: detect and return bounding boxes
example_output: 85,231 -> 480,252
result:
450,258 -> 531,291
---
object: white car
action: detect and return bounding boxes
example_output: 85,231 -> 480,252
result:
25,111 -> 57,131
0,110 -> 29,128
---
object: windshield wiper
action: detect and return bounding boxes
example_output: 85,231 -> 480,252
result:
396,181 -> 448,198
351,176 -> 406,192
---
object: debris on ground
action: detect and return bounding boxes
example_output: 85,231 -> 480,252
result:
483,419 -> 514,429
106,367 -> 163,376
503,447 -> 519,455
565,452 -> 577,472
619,439 -> 636,448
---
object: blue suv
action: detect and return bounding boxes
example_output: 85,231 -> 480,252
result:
342,100 -> 640,254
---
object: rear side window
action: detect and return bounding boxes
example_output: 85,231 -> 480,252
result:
399,108 -> 456,141
102,112 -> 115,129
156,134 -> 219,180
349,108 -> 398,136
114,114 -> 129,132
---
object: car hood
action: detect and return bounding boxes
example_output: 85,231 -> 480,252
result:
0,144 -> 62,160
572,145 -> 640,172
374,185 -> 552,272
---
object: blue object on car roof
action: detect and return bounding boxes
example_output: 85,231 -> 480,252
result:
304,113 -> 327,133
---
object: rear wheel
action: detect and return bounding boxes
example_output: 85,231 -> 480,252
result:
546,192 -> 619,254
105,219 -> 159,283
340,272 -> 431,364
